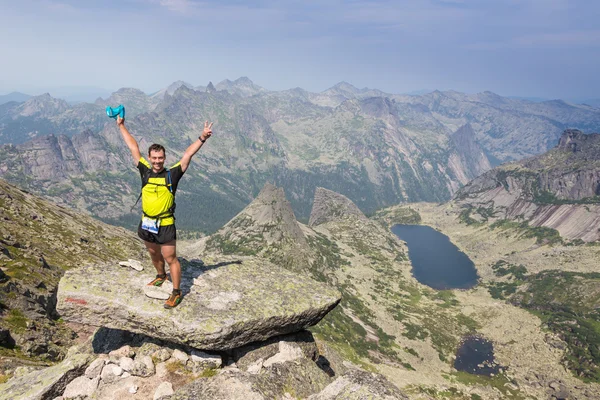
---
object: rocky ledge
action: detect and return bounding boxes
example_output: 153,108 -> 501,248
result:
56,256 -> 340,350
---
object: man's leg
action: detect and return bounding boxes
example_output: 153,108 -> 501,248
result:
161,241 -> 180,290
145,240 -> 166,274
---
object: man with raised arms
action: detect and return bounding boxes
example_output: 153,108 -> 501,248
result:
117,115 -> 213,308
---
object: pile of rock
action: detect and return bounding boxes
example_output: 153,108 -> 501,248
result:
0,327 -> 409,400
57,340 -> 222,400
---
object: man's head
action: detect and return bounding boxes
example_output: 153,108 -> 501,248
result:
148,144 -> 166,172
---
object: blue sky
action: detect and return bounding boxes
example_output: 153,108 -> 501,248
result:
1,0 -> 599,100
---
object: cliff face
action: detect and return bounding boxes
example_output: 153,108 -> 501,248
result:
448,124 -> 492,186
455,129 -> 600,241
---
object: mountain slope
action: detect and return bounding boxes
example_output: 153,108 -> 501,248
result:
1,79 -> 600,233
455,129 -> 600,241
0,179 -> 145,365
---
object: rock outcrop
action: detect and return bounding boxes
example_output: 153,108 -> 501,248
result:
0,327 -> 408,400
309,187 -> 368,227
455,129 -> 600,241
0,351 -> 93,400
204,183 -> 311,270
447,124 -> 492,186
56,256 -> 340,350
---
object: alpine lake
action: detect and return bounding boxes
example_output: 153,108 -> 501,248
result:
391,224 -> 502,376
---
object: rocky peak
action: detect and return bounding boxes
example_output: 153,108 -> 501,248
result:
167,80 -> 194,95
308,187 -> 367,227
206,82 -> 216,93
215,77 -> 264,97
557,128 -> 587,152
17,93 -> 69,118
212,183 -> 307,247
328,81 -> 360,95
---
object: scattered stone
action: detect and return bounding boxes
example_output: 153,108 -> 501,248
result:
152,348 -> 173,362
131,355 -> 155,377
109,345 -> 135,360
172,349 -> 189,363
100,364 -> 123,384
119,357 -> 134,371
84,358 -> 106,379
190,350 -> 222,369
137,341 -> 162,358
62,376 -> 99,399
119,259 -> 144,271
154,382 -> 174,400
155,362 -> 168,379
129,385 -> 138,394
231,331 -> 319,372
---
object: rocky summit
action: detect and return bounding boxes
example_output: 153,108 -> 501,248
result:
56,256 -> 340,350
309,187 -> 369,227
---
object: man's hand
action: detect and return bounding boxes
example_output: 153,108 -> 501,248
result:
200,121 -> 213,141
117,116 -> 125,126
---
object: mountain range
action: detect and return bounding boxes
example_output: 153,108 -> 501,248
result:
0,78 -> 599,234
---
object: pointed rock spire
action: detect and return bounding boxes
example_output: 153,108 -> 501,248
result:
206,82 -> 216,93
308,187 -> 367,227
206,183 -> 308,259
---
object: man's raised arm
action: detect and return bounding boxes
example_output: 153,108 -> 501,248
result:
179,121 -> 213,173
117,116 -> 142,166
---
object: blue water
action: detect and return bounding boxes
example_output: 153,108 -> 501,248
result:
454,336 -> 501,376
391,224 -> 479,290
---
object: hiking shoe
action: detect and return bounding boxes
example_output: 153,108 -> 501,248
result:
147,274 -> 168,287
164,291 -> 182,309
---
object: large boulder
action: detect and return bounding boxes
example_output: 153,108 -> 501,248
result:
56,256 -> 340,350
0,352 -> 92,400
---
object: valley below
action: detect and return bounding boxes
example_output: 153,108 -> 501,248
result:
371,202 -> 600,398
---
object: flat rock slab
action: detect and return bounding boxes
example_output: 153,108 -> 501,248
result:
57,256 -> 340,350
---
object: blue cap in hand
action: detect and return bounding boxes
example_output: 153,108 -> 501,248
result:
106,105 -> 125,119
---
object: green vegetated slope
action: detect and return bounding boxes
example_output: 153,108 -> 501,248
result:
488,261 -> 600,383
0,179 -> 145,371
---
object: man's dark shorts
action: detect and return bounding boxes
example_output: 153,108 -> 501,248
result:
137,222 -> 177,244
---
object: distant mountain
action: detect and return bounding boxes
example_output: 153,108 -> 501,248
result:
1,78 -> 600,233
580,98 -> 600,108
215,76 -> 266,97
455,129 -> 600,241
150,80 -> 196,100
95,87 -> 160,118
0,91 -> 30,105
0,93 -> 106,144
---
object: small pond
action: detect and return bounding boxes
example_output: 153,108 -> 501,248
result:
454,335 -> 502,376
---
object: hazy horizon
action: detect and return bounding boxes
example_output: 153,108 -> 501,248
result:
2,1 -> 599,102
